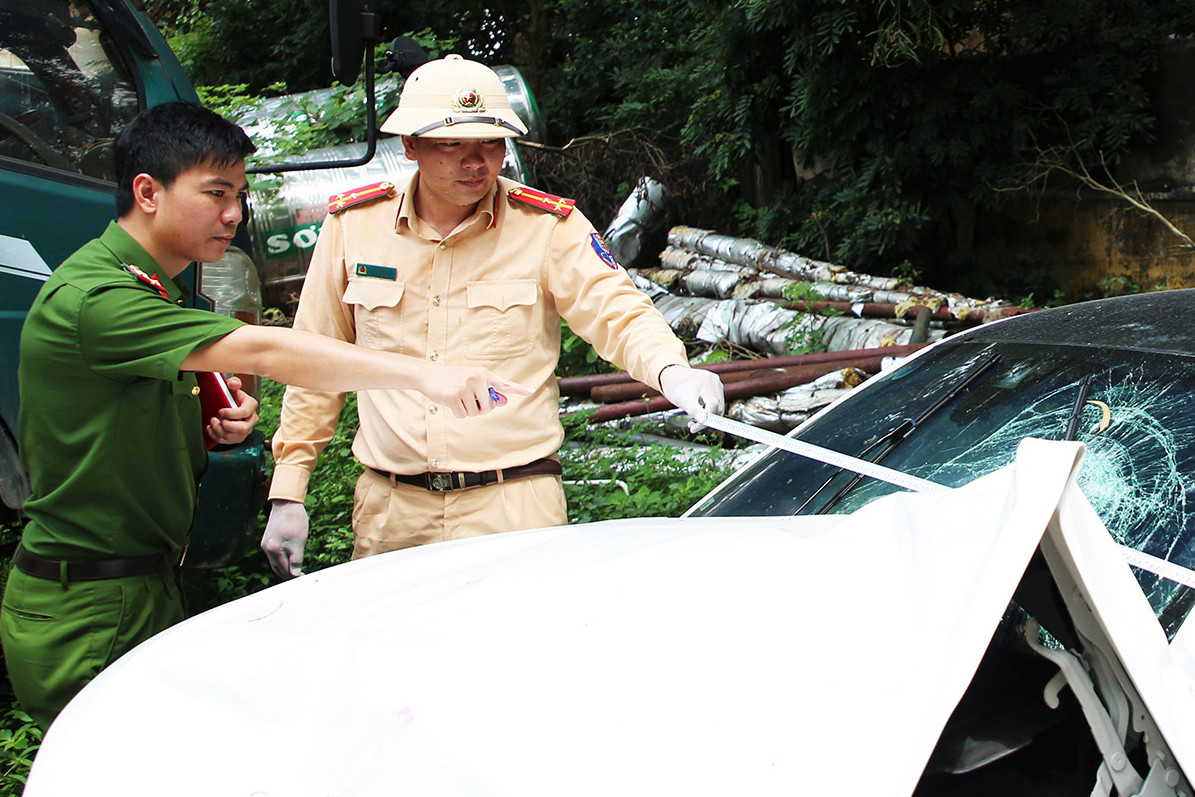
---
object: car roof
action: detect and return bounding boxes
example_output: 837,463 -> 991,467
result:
958,288 -> 1195,356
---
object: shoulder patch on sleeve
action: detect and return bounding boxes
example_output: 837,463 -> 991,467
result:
328,181 -> 396,214
507,186 -> 576,217
589,233 -> 621,270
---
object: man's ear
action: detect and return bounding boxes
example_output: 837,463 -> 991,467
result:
401,136 -> 418,162
131,172 -> 160,214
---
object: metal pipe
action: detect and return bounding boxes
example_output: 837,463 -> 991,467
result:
556,343 -> 925,396
589,367 -> 766,404
577,364 -> 877,423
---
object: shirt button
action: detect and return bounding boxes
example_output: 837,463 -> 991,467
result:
190,385 -> 201,396
429,351 -> 439,361
431,295 -> 441,307
439,243 -> 447,250
429,405 -> 438,415
176,299 -> 185,305
431,458 -> 440,468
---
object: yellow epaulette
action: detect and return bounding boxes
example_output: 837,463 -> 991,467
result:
328,181 -> 396,214
507,186 -> 576,217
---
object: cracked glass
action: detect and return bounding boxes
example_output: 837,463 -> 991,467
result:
690,340 -> 1195,637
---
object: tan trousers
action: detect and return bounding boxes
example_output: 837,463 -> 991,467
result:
351,467 -> 568,558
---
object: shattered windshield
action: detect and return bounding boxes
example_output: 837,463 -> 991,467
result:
689,341 -> 1195,636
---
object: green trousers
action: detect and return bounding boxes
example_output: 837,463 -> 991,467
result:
1,568 -> 183,729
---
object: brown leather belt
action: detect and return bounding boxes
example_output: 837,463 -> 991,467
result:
369,457 -> 563,492
14,546 -> 180,583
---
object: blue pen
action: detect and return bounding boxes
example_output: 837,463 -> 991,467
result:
489,387 -> 504,403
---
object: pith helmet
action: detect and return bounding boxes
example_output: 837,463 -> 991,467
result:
381,54 -> 528,139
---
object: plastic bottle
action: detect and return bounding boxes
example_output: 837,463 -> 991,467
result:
199,244 -> 263,395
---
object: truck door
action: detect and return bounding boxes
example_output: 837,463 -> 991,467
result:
0,0 -> 159,512
0,2 -> 266,567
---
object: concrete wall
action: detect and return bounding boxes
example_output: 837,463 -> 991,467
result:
993,41 -> 1195,299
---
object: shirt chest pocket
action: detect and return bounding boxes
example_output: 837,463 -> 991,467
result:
343,278 -> 405,352
464,279 -> 538,360
166,375 -> 201,453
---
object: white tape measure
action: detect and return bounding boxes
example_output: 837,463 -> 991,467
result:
1118,546 -> 1195,590
696,411 -> 948,494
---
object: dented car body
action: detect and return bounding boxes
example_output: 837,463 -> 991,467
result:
24,290 -> 1195,796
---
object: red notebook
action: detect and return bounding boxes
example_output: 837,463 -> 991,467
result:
196,371 -> 237,450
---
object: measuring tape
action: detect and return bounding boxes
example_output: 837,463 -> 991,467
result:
696,411 -> 948,494
697,411 -> 1195,590
1118,546 -> 1195,590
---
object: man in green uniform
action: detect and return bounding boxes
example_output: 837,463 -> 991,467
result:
1,102 -> 529,729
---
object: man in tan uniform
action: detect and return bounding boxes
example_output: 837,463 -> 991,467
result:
261,55 -> 724,578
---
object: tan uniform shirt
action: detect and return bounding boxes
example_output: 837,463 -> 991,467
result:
269,175 -> 688,502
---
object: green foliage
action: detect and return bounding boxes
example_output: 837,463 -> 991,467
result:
557,320 -> 618,379
779,282 -> 837,355
889,259 -> 924,287
0,707 -> 41,793
155,0 -> 334,93
559,413 -> 734,524
142,0 -> 205,36
673,0 -> 1195,296
1019,289 -> 1068,309
693,347 -> 732,365
153,0 -> 1195,302
1097,274 -> 1143,298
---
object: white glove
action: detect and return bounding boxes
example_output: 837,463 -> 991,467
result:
260,500 -> 309,579
659,365 -> 725,431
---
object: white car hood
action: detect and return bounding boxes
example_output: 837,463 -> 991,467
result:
25,439 -> 1194,796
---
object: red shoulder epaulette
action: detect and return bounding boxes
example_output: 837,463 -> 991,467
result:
507,186 -> 576,217
122,264 -> 170,299
328,181 -> 396,214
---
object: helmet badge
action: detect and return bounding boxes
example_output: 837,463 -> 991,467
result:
452,87 -> 486,113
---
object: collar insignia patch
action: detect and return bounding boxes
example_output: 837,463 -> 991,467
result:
123,264 -> 170,299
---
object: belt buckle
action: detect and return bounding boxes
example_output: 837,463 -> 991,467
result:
425,473 -> 456,492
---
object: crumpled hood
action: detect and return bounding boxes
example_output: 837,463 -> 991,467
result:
26,439 -> 1192,796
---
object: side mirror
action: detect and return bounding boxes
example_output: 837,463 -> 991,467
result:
380,36 -> 428,79
328,0 -> 379,86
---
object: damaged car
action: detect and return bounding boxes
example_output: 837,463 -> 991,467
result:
23,290 -> 1195,797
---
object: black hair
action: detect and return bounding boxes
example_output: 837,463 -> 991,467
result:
113,102 -> 256,216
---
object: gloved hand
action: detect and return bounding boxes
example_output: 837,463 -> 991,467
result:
659,365 -> 725,431
260,499 -> 309,579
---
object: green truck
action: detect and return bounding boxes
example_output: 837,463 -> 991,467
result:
0,0 -> 272,567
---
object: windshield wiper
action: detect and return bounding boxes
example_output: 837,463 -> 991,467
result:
797,352 -> 1003,515
1062,374 -> 1094,441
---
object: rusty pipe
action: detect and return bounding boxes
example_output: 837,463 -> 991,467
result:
556,343 -> 926,396
590,367 -> 761,403
578,362 -> 879,424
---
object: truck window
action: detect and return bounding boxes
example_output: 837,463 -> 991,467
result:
0,0 -> 139,180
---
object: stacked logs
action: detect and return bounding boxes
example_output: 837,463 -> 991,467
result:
658,226 -> 1034,327
561,219 -> 1033,435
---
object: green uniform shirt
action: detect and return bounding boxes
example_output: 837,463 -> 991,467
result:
17,222 -> 243,560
